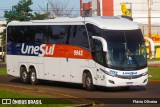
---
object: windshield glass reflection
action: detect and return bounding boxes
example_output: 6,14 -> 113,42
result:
103,29 -> 147,70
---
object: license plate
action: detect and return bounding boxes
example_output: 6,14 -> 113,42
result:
126,82 -> 133,85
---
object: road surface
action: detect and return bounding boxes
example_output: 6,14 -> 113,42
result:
0,75 -> 159,107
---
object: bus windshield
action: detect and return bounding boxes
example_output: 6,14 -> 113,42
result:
102,29 -> 147,70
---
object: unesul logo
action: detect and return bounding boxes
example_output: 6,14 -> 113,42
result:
123,72 -> 137,75
21,43 -> 55,56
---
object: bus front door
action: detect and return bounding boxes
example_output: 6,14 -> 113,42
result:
93,39 -> 106,86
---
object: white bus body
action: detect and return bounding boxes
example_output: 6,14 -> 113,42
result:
6,16 -> 148,90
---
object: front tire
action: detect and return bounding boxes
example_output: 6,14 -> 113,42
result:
85,72 -> 95,91
30,68 -> 39,85
20,66 -> 30,84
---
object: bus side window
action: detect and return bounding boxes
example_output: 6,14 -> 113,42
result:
86,24 -> 102,36
35,33 -> 45,43
48,25 -> 68,44
7,27 -> 13,43
34,26 -> 48,44
69,25 -> 89,49
92,39 -> 106,66
86,23 -> 102,50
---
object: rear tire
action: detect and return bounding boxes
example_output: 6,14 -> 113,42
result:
20,66 -> 30,84
30,68 -> 39,85
85,72 -> 95,91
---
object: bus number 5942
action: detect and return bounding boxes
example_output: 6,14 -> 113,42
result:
74,50 -> 83,56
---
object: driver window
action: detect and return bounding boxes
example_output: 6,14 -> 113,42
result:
92,39 -> 106,66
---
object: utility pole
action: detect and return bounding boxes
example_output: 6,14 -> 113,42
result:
47,3 -> 49,12
46,2 -> 51,18
80,0 -> 83,16
148,0 -> 152,59
148,0 -> 151,38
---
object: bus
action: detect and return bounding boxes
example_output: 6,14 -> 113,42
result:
6,16 -> 148,91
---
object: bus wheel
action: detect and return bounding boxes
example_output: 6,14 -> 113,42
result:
85,73 -> 95,91
20,66 -> 30,84
30,68 -> 39,85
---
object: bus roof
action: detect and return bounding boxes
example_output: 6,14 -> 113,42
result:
8,16 -> 139,30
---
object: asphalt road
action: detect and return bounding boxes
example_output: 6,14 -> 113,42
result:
0,75 -> 160,107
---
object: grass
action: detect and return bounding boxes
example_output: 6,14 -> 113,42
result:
148,67 -> 160,80
0,89 -> 76,107
147,58 -> 160,61
0,68 -> 77,107
0,68 -> 7,76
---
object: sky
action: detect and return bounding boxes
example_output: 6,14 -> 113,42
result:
0,0 -> 90,18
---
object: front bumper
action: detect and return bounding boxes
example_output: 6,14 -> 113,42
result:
105,74 -> 148,87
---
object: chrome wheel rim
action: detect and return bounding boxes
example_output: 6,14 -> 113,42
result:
86,77 -> 91,87
22,71 -> 27,80
31,72 -> 36,82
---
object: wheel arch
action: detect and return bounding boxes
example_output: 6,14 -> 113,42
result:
82,69 -> 96,87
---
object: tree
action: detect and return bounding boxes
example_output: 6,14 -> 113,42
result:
0,24 -> 6,48
4,0 -> 33,22
40,0 -> 77,18
0,0 -> 48,49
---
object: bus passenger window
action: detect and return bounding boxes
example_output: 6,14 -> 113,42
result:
48,26 -> 68,44
69,25 -> 89,49
86,23 -> 102,36
35,33 -> 44,43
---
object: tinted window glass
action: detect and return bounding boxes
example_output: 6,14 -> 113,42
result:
86,23 -> 102,36
7,26 -> 14,43
7,25 -> 70,44
92,39 -> 106,66
34,26 -> 48,44
69,25 -> 89,48
46,26 -> 69,44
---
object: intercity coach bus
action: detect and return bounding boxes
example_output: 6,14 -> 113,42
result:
6,16 -> 148,91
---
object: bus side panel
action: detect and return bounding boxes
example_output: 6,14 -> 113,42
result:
88,60 -> 107,86
19,55 -> 28,63
59,57 -> 70,82
44,57 -> 59,81
70,59 -> 89,83
27,56 -> 37,63
37,57 -> 44,79
7,55 -> 19,77
95,63 -> 106,86
88,60 -> 97,85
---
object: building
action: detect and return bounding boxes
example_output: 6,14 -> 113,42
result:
80,0 -> 113,16
80,0 -> 160,58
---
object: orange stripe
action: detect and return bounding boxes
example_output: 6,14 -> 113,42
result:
45,44 -> 92,59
